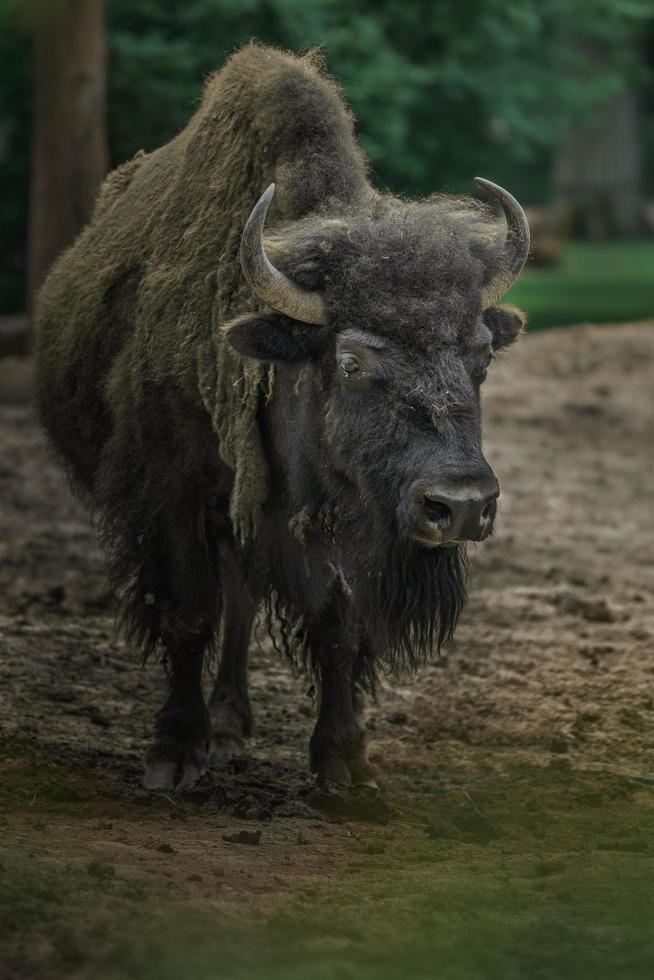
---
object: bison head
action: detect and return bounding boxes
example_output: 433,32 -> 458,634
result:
227,181 -> 528,545
226,181 -> 529,666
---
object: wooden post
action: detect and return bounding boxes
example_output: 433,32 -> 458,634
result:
27,0 -> 108,308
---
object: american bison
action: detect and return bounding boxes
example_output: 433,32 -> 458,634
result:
35,43 -> 529,792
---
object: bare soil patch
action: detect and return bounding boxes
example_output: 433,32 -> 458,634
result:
1,322 -> 653,979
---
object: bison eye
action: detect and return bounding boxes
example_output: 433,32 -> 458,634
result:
339,353 -> 361,377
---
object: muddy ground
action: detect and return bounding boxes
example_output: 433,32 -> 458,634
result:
1,322 -> 653,979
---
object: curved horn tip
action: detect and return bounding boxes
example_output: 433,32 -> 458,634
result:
473,176 -> 519,204
240,183 -> 327,326
473,176 -> 530,307
247,183 -> 276,224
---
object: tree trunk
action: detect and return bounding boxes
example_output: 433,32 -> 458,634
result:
28,0 -> 108,308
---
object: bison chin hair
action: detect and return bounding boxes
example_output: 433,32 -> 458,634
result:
351,540 -> 469,675
257,510 -> 468,685
258,537 -> 468,686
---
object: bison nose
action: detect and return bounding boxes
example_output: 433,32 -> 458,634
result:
410,482 -> 499,545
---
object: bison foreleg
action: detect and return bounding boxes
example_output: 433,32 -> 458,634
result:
309,629 -> 377,788
144,640 -> 211,793
208,541 -> 255,767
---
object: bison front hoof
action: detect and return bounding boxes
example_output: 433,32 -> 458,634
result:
143,738 -> 208,793
311,736 -> 379,789
208,701 -> 251,769
208,732 -> 246,769
315,755 -> 379,789
310,740 -> 387,822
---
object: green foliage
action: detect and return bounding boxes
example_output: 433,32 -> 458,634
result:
0,0 -> 652,311
104,0 -> 652,198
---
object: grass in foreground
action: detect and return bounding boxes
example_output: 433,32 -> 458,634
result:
2,743 -> 654,980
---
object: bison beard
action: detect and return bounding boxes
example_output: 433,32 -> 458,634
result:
258,514 -> 468,687
354,542 -> 469,672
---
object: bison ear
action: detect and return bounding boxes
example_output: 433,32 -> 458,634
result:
223,313 -> 331,362
482,304 -> 526,351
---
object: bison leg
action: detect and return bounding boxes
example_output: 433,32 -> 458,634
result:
138,502 -> 221,793
143,639 -> 211,793
309,631 -> 377,788
208,541 -> 255,767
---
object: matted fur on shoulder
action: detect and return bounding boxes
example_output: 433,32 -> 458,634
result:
35,43 -> 371,544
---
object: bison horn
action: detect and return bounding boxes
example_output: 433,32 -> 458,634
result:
240,184 -> 327,326
474,177 -> 530,308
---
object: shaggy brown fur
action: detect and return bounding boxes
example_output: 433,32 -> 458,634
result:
35,43 -> 369,539
34,43 -> 525,793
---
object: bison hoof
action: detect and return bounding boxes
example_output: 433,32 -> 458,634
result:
143,738 -> 208,793
208,732 -> 246,768
208,701 -> 251,769
314,752 -> 379,789
311,728 -> 378,789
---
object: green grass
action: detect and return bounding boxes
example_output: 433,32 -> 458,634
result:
3,752 -> 654,980
504,240 -> 654,331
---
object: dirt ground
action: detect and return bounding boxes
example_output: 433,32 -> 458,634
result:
1,322 -> 653,979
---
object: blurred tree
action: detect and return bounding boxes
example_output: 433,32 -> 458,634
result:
103,0 -> 652,202
28,0 -> 109,306
554,87 -> 644,239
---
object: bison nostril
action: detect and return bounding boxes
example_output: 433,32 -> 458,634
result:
423,497 -> 451,526
481,501 -> 494,521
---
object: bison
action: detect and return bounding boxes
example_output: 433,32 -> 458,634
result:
35,44 -> 529,793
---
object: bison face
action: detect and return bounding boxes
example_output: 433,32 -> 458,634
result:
325,300 -> 526,550
227,304 -> 524,554
328,319 -> 507,549
226,181 -> 528,552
